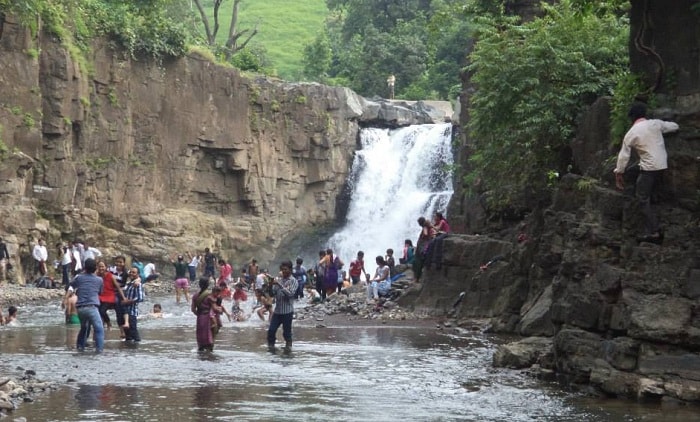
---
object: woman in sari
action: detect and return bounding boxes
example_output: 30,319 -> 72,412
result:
320,248 -> 343,298
191,277 -> 221,352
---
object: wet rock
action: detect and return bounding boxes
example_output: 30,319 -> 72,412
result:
294,271 -> 426,323
590,364 -> 643,398
517,285 -> 554,336
0,370 -> 56,416
601,337 -> 639,371
554,329 -> 605,384
492,337 -> 553,369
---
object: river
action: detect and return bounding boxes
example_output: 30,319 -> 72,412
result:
1,292 -> 695,421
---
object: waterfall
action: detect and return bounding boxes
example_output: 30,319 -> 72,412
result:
328,123 -> 453,273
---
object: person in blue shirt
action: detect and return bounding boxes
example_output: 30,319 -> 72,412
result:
292,257 -> 307,299
67,258 -> 104,352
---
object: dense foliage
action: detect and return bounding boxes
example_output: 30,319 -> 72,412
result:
303,0 -> 466,100
466,0 -> 629,207
0,0 -> 189,60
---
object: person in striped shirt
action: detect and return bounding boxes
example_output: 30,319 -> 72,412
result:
266,261 -> 298,354
122,267 -> 145,342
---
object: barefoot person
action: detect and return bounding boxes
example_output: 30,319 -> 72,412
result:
171,254 -> 190,304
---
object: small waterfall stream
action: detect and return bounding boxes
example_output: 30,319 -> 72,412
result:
328,123 -> 453,270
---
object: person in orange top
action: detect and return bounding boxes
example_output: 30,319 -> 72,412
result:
97,260 -> 126,331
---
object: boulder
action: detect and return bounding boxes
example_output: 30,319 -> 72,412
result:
492,336 -> 553,369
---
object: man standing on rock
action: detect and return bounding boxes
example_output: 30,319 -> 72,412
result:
614,102 -> 679,243
67,258 -> 104,353
32,238 -> 48,277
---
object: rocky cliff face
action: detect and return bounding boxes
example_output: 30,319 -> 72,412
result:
0,16 -> 450,282
429,0 -> 700,405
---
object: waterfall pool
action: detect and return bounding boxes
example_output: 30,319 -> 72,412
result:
1,293 -> 695,421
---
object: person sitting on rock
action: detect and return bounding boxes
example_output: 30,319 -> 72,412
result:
400,239 -> 415,265
143,261 -> 160,284
306,282 -> 321,304
433,212 -> 451,234
367,256 -> 390,302
385,248 -> 396,276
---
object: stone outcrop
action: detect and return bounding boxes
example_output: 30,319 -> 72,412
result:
429,0 -> 700,406
0,15 -> 451,284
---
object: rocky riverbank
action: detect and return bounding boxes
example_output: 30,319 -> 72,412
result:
0,284 -> 65,308
0,370 -> 57,416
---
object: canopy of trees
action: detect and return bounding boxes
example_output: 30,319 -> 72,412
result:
303,0 -> 467,100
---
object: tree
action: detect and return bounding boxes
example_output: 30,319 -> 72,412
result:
192,0 -> 258,60
302,31 -> 333,80
466,0 -> 628,207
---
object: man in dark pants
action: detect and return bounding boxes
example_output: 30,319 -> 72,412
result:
614,102 -> 679,243
0,237 -> 10,283
266,261 -> 298,354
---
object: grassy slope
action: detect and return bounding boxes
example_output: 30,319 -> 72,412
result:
210,0 -> 328,80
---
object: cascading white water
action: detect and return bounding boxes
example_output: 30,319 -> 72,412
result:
328,123 -> 453,274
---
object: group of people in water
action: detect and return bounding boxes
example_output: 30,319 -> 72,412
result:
1,211 -> 451,355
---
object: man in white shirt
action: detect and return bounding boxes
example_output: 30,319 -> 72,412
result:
614,102 -> 679,243
80,242 -> 102,265
71,243 -> 83,275
32,238 -> 48,276
143,262 -> 159,283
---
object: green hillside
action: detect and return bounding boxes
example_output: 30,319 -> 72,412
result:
212,0 -> 328,80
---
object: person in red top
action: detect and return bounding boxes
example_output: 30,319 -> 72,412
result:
231,282 -> 248,321
348,251 -> 366,285
232,282 -> 248,305
217,259 -> 233,285
97,260 -> 126,331
433,212 -> 451,234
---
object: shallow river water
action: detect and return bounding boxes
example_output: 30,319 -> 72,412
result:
0,293 -> 695,421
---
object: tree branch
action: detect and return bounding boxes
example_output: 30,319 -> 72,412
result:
192,0 -> 214,44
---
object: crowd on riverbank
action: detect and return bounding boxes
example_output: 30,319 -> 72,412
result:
0,259 -> 429,416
